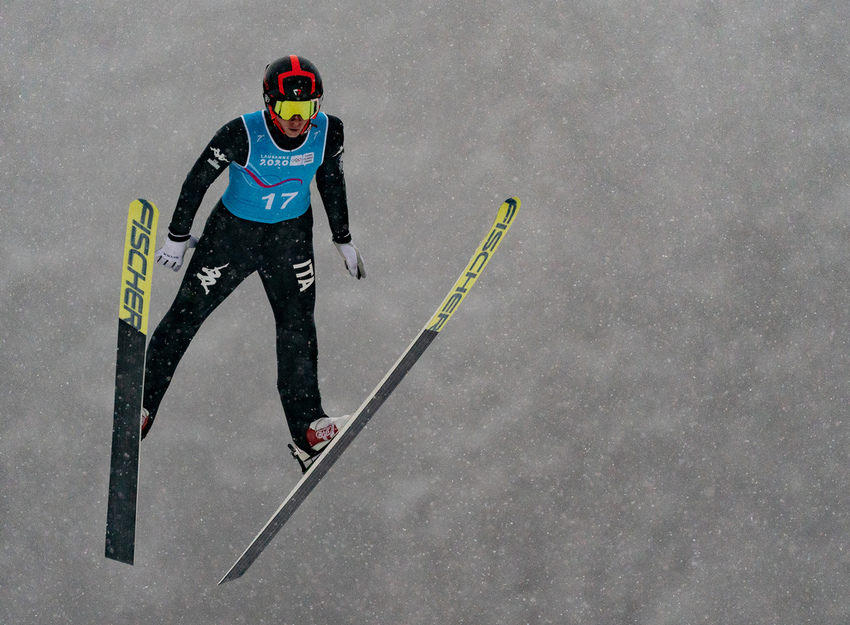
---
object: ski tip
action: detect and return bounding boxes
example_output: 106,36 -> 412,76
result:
426,196 -> 521,333
501,197 -> 520,222
130,198 -> 159,212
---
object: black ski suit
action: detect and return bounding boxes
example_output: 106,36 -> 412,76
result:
142,110 -> 352,450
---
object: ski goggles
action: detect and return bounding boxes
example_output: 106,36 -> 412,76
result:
271,98 -> 321,120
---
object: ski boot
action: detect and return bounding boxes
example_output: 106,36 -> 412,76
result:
288,415 -> 350,473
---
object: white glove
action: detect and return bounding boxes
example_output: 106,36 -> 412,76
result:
155,235 -> 199,272
334,241 -> 366,279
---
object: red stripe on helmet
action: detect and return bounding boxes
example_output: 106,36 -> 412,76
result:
278,55 -> 317,95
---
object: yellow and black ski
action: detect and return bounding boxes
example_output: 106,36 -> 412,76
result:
105,199 -> 158,565
219,197 -> 520,583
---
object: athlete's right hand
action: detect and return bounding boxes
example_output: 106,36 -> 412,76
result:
155,234 -> 199,271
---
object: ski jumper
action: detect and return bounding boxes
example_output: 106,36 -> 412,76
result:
143,110 -> 350,450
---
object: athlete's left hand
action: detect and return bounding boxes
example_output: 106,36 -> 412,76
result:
334,241 -> 366,279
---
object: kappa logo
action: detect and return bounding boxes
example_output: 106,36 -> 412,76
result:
207,147 -> 229,170
197,264 -> 230,294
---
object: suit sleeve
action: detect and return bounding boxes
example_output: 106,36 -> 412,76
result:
167,118 -> 248,238
315,115 -> 353,244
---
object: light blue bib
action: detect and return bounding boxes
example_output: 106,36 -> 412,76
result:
222,110 -> 328,223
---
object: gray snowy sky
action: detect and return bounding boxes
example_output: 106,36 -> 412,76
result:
2,1 -> 850,623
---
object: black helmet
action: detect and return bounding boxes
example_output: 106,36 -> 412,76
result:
263,55 -> 323,103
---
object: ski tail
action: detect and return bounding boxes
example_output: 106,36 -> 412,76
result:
218,197 -> 520,584
105,199 -> 159,565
